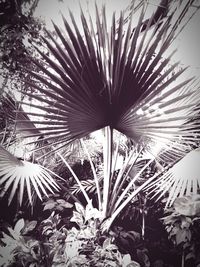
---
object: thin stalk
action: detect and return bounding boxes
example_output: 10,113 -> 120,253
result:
113,158 -> 154,211
111,146 -> 144,208
108,134 -> 122,211
57,152 -> 90,204
112,148 -> 135,194
141,196 -> 147,240
80,138 -> 102,211
142,209 -> 145,239
181,251 -> 185,267
111,134 -> 121,175
106,170 -> 161,230
102,126 -> 113,218
109,148 -> 136,211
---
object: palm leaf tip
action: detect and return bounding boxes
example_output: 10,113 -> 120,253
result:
0,146 -> 60,206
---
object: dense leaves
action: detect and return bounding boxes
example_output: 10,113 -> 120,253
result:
0,1 -> 200,266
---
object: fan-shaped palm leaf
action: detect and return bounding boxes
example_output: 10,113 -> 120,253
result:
147,148 -> 200,206
19,3 -> 199,155
0,145 -> 60,205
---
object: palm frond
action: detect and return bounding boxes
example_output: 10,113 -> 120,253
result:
147,148 -> 200,206
0,145 -> 60,205
61,137 -> 102,163
18,2 -> 199,156
1,93 -> 40,137
71,179 -> 97,195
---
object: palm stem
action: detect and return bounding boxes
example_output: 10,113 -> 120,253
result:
113,158 -> 154,211
80,138 -> 102,210
111,134 -> 121,175
109,148 -> 136,212
111,146 -> 144,210
141,196 -> 147,239
107,170 -> 161,229
142,210 -> 145,239
102,126 -> 113,217
112,148 -> 135,195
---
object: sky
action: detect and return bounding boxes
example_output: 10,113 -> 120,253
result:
34,0 -> 200,77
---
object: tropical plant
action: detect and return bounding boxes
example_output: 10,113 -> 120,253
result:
0,202 -> 137,267
0,218 -> 43,267
1,0 -> 200,232
60,201 -> 138,267
0,0 -> 45,99
162,195 -> 200,267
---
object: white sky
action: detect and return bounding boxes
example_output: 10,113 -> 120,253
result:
34,0 -> 200,77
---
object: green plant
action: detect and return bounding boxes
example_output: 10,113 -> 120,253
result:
40,211 -> 68,266
110,225 -> 150,267
162,195 -> 200,267
43,198 -> 73,212
37,202 -> 139,267
1,1 -> 200,266
1,0 -> 200,235
0,218 -> 43,267
64,201 -> 139,267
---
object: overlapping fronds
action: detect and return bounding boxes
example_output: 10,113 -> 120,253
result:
61,137 -> 102,164
18,2 -> 199,157
6,1 -> 199,226
0,93 -> 40,137
147,148 -> 200,207
0,145 -> 60,205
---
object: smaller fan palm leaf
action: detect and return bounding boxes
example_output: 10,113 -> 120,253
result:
0,146 -> 60,205
147,148 -> 200,206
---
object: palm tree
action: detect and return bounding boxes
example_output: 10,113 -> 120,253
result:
1,1 -> 200,230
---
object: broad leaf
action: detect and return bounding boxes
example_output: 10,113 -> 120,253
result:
174,195 -> 200,216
